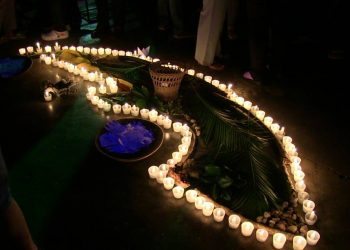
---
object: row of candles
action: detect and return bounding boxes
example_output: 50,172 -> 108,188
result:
27,43 -> 321,249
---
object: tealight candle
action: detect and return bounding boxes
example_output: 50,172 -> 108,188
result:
291,156 -> 301,165
140,109 -> 149,119
243,101 -> 252,110
105,48 -> 111,55
26,46 -> 34,53
77,46 -> 83,53
103,102 -> 111,112
118,50 -> 125,56
213,208 -> 225,222
178,144 -> 189,156
131,105 -> 139,116
73,66 -> 80,75
172,152 -> 182,164
113,104 -> 121,114
295,180 -> 306,192
156,115 -> 165,125
44,56 -> 52,65
156,170 -> 167,184
228,214 -> 241,229
283,136 -> 292,146
163,177 -> 175,190
54,42 -> 60,52
293,236 -> 307,250
218,83 -> 226,91
69,46 -> 76,51
305,211 -> 317,225
36,42 -> 42,53
86,93 -> 93,100
172,186 -> 184,199
98,47 -> 104,55
112,49 -> 118,56
273,233 -> 286,249
97,99 -> 105,109
149,109 -> 158,122
181,136 -> 191,146
187,69 -> 195,75
180,124 -> 189,136
297,191 -> 309,204
185,190 -> 197,203
88,72 -> 96,82
91,48 -> 97,55
256,110 -> 265,121
122,103 -> 131,114
19,48 -> 26,55
256,228 -> 268,242
62,46 -> 68,50
148,166 -> 159,179
196,72 -> 204,79
241,222 -> 254,237
91,96 -> 99,105
306,230 -> 320,246
236,96 -> 244,106
250,105 -> 259,115
202,202 -> 214,216
163,116 -> 172,129
98,84 -> 106,94
67,64 -> 74,73
166,159 -> 175,168
194,196 -> 205,209
126,51 -> 133,56
211,79 -> 219,87
159,163 -> 169,174
152,58 -> 160,62
271,123 -> 280,134
294,170 -> 305,182
182,131 -> 192,138
172,122 -> 182,132
83,47 -> 90,54
263,116 -> 273,127
303,200 -> 315,213
44,45 -> 52,53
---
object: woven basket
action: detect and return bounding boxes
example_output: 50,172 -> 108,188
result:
149,62 -> 185,101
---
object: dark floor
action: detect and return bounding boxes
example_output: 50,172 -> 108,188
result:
1,2 -> 349,250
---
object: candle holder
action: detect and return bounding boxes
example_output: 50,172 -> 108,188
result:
306,230 -> 320,245
305,211 -> 318,225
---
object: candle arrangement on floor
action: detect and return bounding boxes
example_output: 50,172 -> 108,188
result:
23,42 -> 321,249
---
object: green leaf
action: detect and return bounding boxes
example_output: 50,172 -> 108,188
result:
218,176 -> 233,188
141,85 -> 150,99
204,164 -> 221,176
135,98 -> 147,108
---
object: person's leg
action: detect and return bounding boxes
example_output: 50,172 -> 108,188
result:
195,0 -> 228,66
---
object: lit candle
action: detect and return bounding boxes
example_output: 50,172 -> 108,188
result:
178,144 -> 189,156
69,46 -> 76,51
293,236 -> 307,250
172,186 -> 184,199
88,72 -> 96,82
180,124 -> 189,136
283,136 -> 292,146
236,96 -> 244,106
211,80 -> 220,87
187,69 -> 195,75
306,230 -> 320,246
172,122 -> 182,133
194,196 -> 205,209
77,46 -> 83,53
103,102 -> 111,112
263,116 -> 273,127
202,202 -> 214,216
131,105 -> 139,116
19,48 -> 26,55
172,152 -> 182,164
149,109 -> 158,122
91,48 -> 97,55
44,45 -> 52,53
303,199 -> 315,213
26,46 -> 34,53
112,104 -> 122,114
241,222 -> 254,237
44,90 -> 53,101
294,170 -> 305,182
156,170 -> 167,184
104,48 -> 111,55
250,105 -> 259,115
273,233 -> 286,249
256,110 -> 265,121
213,208 -> 225,222
122,103 -> 131,114
152,58 -> 160,62
86,93 -> 93,100
297,191 -> 309,204
166,159 -> 175,168
62,45 -> 68,50
185,190 -> 197,203
112,49 -> 118,56
97,99 -> 104,109
91,96 -> 99,105
243,101 -> 252,110
291,162 -> 301,175
181,136 -> 191,146
44,56 -> 52,65
67,64 -> 74,73
228,214 -> 241,229
140,109 -> 149,119
73,66 -> 80,75
156,115 -> 165,125
229,92 -> 237,101
126,51 -> 133,56
295,180 -> 306,192
36,42 -> 42,53
158,163 -> 169,174
163,177 -> 175,190
163,116 -> 172,129
271,123 -> 280,134
218,83 -> 226,91
204,75 -> 212,83
98,84 -> 107,94
118,50 -> 125,56
305,211 -> 317,225
196,72 -> 204,79
83,47 -> 90,54
256,228 -> 268,242
148,166 -> 159,179
98,47 -> 104,55
54,42 -> 60,52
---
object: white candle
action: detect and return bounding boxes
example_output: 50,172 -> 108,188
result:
98,84 -> 106,94
303,199 -> 315,213
172,122 -> 182,133
250,105 -> 259,115
44,56 -> 52,65
263,116 -> 273,127
149,109 -> 158,122
290,162 -> 301,175
118,50 -> 125,56
158,163 -> 169,174
291,156 -> 301,165
187,69 -> 195,75
62,45 -> 69,50
19,48 -> 26,55
305,211 -> 317,225
306,230 -> 320,246
271,123 -> 280,133
166,159 -> 175,168
294,170 -> 305,182
156,170 -> 167,184
88,72 -> 96,82
283,136 -> 292,146
196,72 -> 204,79
26,46 -> 34,53
91,96 -> 99,105
202,202 -> 214,216
98,47 -> 104,55
172,152 -> 182,164
256,228 -> 268,242
156,115 -> 165,125
213,208 -> 225,222
204,75 -> 212,83
112,49 -> 118,56
181,136 -> 191,146
241,222 -> 254,237
77,46 -> 83,53
163,116 -> 172,129
126,51 -> 133,56
69,46 -> 76,51
295,180 -> 306,192
86,93 -> 93,100
109,84 -> 118,94
243,101 -> 252,110
91,48 -> 97,55
256,110 -> 265,121
83,47 -> 90,54
131,105 -> 139,116
112,104 -> 121,114
152,58 -> 160,62
172,186 -> 184,199
194,196 -> 205,209
212,80 -> 220,87
229,92 -> 237,101
73,66 -> 80,75
163,177 -> 175,190
273,233 -> 286,249
122,103 -> 131,114
44,45 -> 52,53
140,109 -> 149,119
97,99 -> 104,109
54,42 -> 60,52
228,214 -> 241,229
236,96 -> 244,106
297,191 -> 309,204
105,48 -> 111,55
185,190 -> 197,203
67,64 -> 74,73
178,144 -> 189,156
103,102 -> 111,112
218,83 -> 226,91
293,236 -> 307,250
